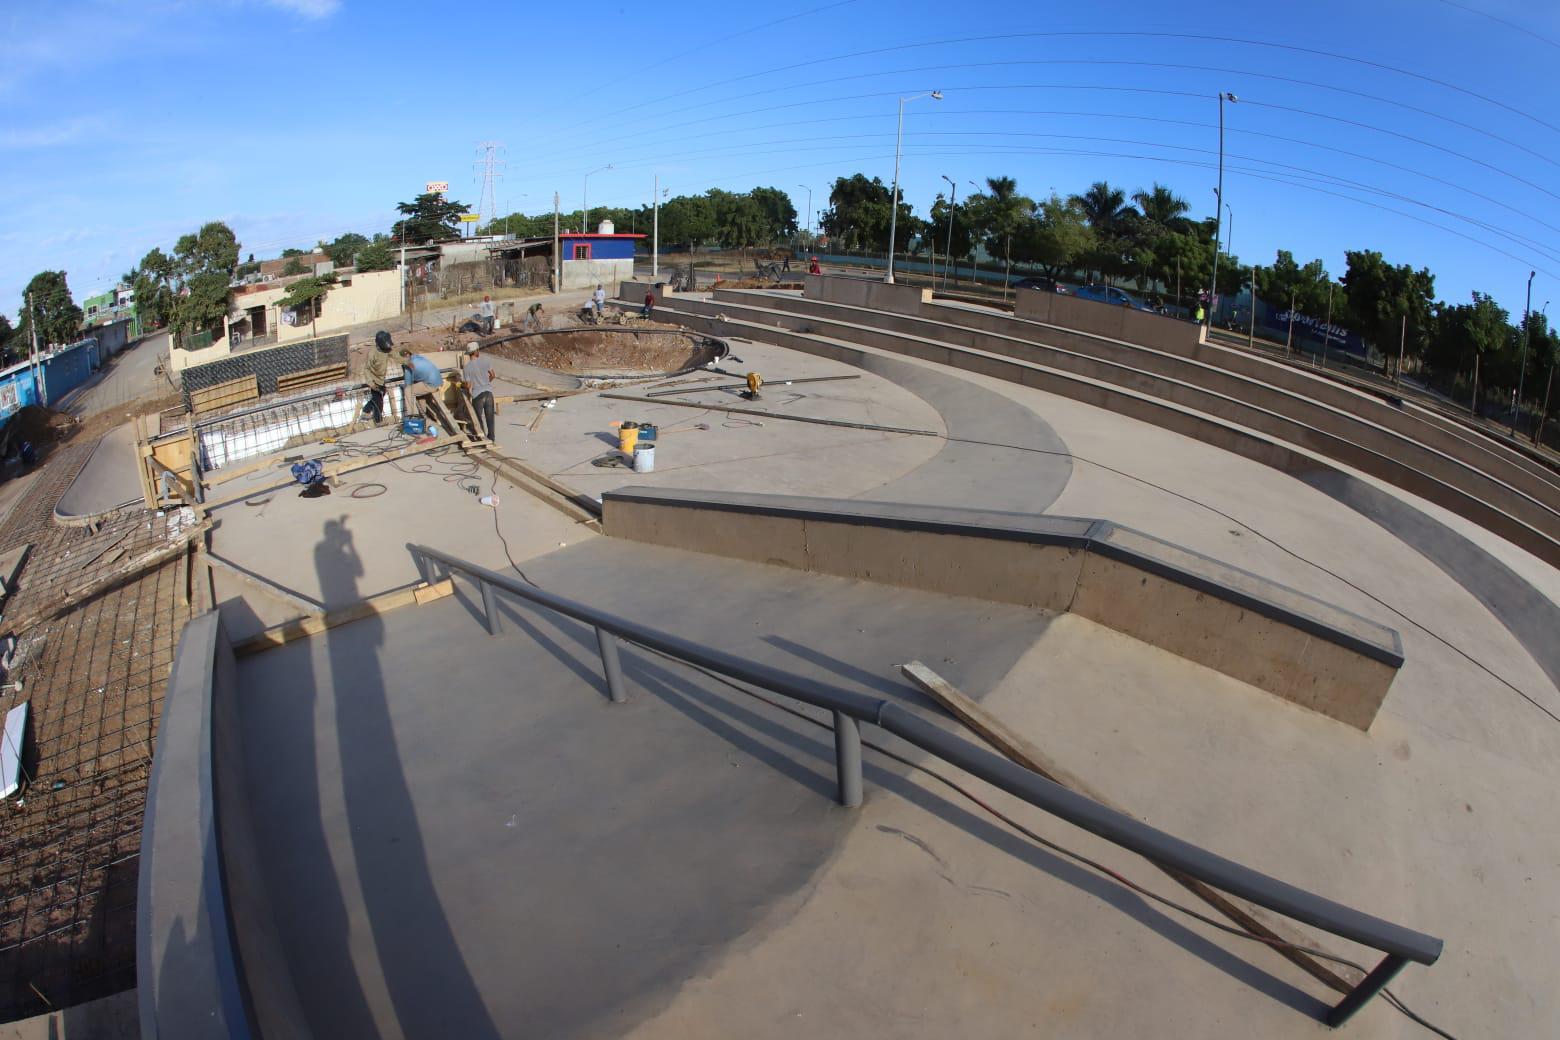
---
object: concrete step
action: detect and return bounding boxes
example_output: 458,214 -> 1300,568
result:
652,295 -> 1560,568
715,287 -> 1560,518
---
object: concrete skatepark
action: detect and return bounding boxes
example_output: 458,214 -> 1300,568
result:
131,276 -> 1559,1038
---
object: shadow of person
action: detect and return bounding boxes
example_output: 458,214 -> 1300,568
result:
317,517 -> 501,1038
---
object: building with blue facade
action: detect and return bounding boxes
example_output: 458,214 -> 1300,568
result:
555,222 -> 644,290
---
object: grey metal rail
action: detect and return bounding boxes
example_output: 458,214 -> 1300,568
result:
408,543 -> 1444,1028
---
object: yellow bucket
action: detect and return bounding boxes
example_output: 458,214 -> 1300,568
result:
618,423 -> 639,453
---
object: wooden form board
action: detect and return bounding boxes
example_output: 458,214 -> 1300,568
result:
276,363 -> 349,395
235,579 -> 453,656
897,661 -> 1354,995
190,374 -> 259,415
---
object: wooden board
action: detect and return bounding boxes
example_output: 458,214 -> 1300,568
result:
236,579 -> 454,656
898,661 -> 1354,995
276,363 -> 349,395
190,374 -> 259,414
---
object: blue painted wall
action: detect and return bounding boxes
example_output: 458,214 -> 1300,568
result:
561,236 -> 638,261
0,339 -> 104,430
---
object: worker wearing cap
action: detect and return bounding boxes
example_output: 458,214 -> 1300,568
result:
397,347 -> 443,421
479,294 -> 495,334
461,343 -> 497,441
808,256 -> 821,275
363,330 -> 394,425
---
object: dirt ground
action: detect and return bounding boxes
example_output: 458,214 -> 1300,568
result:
485,325 -> 717,376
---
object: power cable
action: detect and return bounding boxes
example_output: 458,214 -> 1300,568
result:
1432,0 -> 1560,52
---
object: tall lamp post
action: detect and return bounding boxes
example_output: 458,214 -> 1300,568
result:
1207,91 -> 1238,325
797,184 -> 813,247
940,175 -> 957,289
583,163 -> 612,236
1513,270 -> 1536,435
886,90 -> 943,284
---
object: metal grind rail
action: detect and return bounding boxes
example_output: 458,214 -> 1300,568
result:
407,543 -> 1443,1029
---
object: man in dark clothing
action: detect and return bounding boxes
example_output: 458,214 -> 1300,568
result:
363,330 -> 394,424
641,290 -> 655,319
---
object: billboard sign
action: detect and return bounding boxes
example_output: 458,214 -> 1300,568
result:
458,214 -> 481,223
425,181 -> 449,194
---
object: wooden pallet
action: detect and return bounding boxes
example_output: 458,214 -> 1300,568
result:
276,362 -> 349,395
189,374 -> 259,415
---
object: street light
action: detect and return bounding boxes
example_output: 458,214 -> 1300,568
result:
797,184 -> 813,244
941,174 -> 957,289
1207,91 -> 1238,326
886,90 -> 943,284
583,163 -> 612,235
1513,269 -> 1536,435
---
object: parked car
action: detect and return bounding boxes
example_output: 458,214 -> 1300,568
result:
1073,283 -> 1153,310
1012,277 -> 1069,294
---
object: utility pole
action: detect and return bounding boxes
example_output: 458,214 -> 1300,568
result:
1536,362 -> 1554,445
1207,91 -> 1238,327
1396,314 -> 1407,386
1472,351 -> 1481,416
553,193 -> 561,295
1513,270 -> 1536,436
653,174 -> 660,279
941,175 -> 957,290
1175,256 -> 1181,315
886,90 -> 942,284
25,292 -> 40,405
1247,266 -> 1256,350
1286,290 -> 1296,353
1321,281 -> 1335,369
473,142 -> 505,227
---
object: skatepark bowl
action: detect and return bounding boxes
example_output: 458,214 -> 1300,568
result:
484,327 -> 729,379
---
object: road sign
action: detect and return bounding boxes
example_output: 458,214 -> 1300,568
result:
426,181 -> 449,194
458,214 -> 481,223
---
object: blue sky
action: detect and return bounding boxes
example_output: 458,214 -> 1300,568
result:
3,0 -> 1559,320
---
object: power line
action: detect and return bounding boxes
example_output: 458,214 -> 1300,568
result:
1433,0 -> 1560,52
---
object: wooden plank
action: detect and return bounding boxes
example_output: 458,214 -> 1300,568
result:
190,374 -> 259,414
235,579 -> 454,656
202,439 -> 449,511
898,661 -> 1356,995
276,363 -> 349,394
204,552 -> 326,615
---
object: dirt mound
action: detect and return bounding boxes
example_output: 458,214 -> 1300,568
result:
714,279 -> 805,291
486,327 -> 723,376
3,405 -> 75,449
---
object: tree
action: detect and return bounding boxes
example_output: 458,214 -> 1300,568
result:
1428,292 -> 1509,395
657,194 -> 718,248
1131,183 -> 1191,234
17,271 -> 84,348
282,257 -> 308,276
171,221 -> 240,342
280,247 -> 307,258
279,275 -> 334,341
748,187 -> 798,239
1010,195 -> 1094,280
325,232 -> 369,267
1341,249 -> 1436,364
1070,181 -> 1139,283
1254,250 -> 1333,318
819,174 -> 919,252
354,236 -> 396,273
709,191 -> 769,252
928,193 -> 974,268
392,192 -> 470,244
131,247 -> 178,330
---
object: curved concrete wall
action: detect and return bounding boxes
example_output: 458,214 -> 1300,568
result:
139,613 -> 312,1040
602,488 -> 1403,730
678,291 -> 1558,566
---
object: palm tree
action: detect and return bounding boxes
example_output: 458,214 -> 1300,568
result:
1073,181 -> 1134,232
1132,183 -> 1191,232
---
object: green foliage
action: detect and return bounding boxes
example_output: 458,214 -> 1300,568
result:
1010,195 -> 1094,278
18,271 -> 84,348
325,232 -> 369,267
1341,249 -> 1436,357
708,190 -> 768,249
819,173 -> 921,252
172,222 -> 240,339
1254,250 -> 1332,317
354,236 -> 396,272
282,257 -> 308,276
280,247 -> 307,258
392,192 -> 470,244
747,187 -> 798,238
280,274 -> 332,310
929,193 -> 974,260
658,194 -> 718,247
130,247 -> 177,330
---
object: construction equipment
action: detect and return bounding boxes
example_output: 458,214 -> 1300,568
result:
742,372 -> 763,400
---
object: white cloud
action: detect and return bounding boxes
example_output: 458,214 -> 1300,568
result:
0,118 -> 104,150
262,0 -> 341,17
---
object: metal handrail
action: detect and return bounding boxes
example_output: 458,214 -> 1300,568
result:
408,543 -> 1443,1027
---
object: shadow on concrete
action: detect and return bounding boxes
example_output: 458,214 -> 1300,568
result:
315,517 -> 500,1038
495,597 -> 1326,1019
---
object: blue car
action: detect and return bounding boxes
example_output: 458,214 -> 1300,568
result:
1073,283 -> 1153,311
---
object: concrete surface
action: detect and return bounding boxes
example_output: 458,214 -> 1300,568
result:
58,331 -> 170,418
0,471 -> 39,536
55,422 -> 143,518
233,538 -> 1054,1039
0,991 -> 138,1039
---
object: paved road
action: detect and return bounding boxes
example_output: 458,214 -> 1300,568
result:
61,331 -> 171,418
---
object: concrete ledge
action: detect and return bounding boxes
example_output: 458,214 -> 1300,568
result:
601,487 -> 1404,730
805,273 -> 931,314
138,613 -> 312,1039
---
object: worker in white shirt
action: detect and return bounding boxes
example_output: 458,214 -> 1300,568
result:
592,284 -> 606,320
478,294 -> 495,334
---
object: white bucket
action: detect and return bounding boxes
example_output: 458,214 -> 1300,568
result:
633,444 -> 655,473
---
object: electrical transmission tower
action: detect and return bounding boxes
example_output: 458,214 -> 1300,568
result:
474,141 -> 505,229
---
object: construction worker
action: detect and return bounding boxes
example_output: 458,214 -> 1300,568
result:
525,301 -> 545,331
363,330 -> 393,425
479,294 -> 495,334
808,256 -> 821,276
462,343 -> 497,441
397,347 -> 443,423
592,283 -> 606,320
641,289 -> 655,320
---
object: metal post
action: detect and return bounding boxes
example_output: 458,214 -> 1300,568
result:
1396,313 -> 1407,385
1247,265 -> 1256,350
1325,953 -> 1408,1027
652,173 -> 659,279
1322,281 -> 1334,369
1286,290 -> 1295,353
480,579 -> 501,635
553,192 -> 560,295
941,175 -> 957,290
832,710 -> 863,807
596,626 -> 627,703
1472,352 -> 1480,415
1536,362 -> 1554,444
887,97 -> 906,285
1513,270 -> 1535,435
